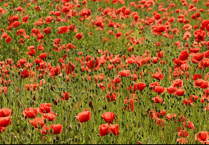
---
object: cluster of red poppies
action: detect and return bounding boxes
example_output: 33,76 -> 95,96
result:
75,109 -> 119,137
177,130 -> 209,144
99,112 -> 119,136
23,103 -> 62,135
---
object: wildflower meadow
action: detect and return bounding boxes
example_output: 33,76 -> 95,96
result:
0,0 -> 209,144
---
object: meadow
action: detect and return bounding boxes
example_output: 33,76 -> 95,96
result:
0,0 -> 209,144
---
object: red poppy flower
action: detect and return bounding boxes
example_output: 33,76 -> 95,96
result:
182,98 -> 193,105
12,21 -> 21,28
115,32 -> 122,38
205,103 -> 209,111
99,124 -> 111,137
29,118 -> 45,128
0,87 -> 7,94
205,50 -> 209,58
19,38 -> 24,45
172,79 -> 184,88
5,36 -> 12,43
1,32 -> 8,39
62,92 -> 70,100
152,72 -> 164,80
108,64 -> 114,70
76,110 -> 91,123
154,86 -> 165,94
65,62 -> 75,74
27,49 -> 36,57
38,53 -> 47,59
50,124 -> 63,134
35,5 -> 42,11
154,118 -> 166,127
0,108 -> 12,117
192,74 -> 202,80
200,81 -> 209,89
106,92 -> 117,102
178,130 -> 189,137
137,82 -> 146,91
43,27 -> 51,35
123,97 -> 135,111
128,46 -> 134,52
153,25 -> 166,34
75,33 -> 83,40
149,82 -> 160,90
156,110 -> 166,118
53,38 -> 62,47
94,74 -> 104,82
176,89 -> 185,96
0,127 -> 5,133
189,95 -> 198,102
101,112 -> 115,124
39,103 -> 51,114
154,13 -> 161,20
23,108 -> 39,118
194,29 -> 205,42
177,138 -> 188,144
183,121 -> 195,129
58,26 -> 69,34
179,50 -> 189,61
193,53 -> 204,61
195,131 -> 209,144
40,126 -> 50,135
113,76 -> 121,83
37,33 -> 44,42
166,113 -> 177,121
54,11 -> 61,17
152,95 -> 163,103
156,51 -> 164,59
0,117 -> 11,127
178,115 -> 186,122
194,79 -> 204,86
147,109 -> 157,120
124,9 -> 131,15
42,111 -> 57,121
110,124 -> 119,136
190,47 -> 200,53
180,63 -> 189,71
167,86 -> 177,94
118,70 -> 131,77
22,15 -> 29,23
87,58 -> 100,69
152,57 -> 158,64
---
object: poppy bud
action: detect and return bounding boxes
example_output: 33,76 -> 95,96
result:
68,125 -> 72,131
103,105 -> 107,110
31,101 -> 35,105
89,101 -> 93,107
33,96 -> 36,101
53,137 -> 56,143
54,99 -> 58,105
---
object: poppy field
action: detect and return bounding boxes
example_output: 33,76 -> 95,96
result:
1,0 -> 209,144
